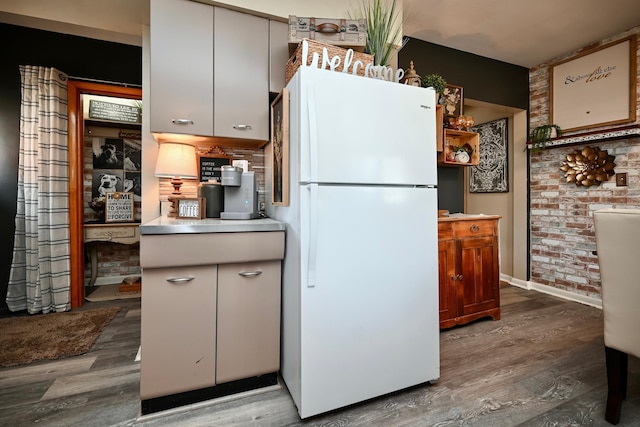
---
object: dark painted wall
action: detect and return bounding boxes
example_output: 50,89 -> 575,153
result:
399,37 -> 529,212
0,23 -> 141,314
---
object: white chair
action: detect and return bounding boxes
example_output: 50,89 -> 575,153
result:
593,208 -> 640,425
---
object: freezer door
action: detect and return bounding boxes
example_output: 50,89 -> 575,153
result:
298,67 -> 437,186
297,184 -> 440,418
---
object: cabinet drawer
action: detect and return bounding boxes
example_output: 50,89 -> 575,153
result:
140,231 -> 284,268
452,220 -> 495,239
438,222 -> 453,240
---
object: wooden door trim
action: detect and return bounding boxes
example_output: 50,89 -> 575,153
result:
68,81 -> 141,308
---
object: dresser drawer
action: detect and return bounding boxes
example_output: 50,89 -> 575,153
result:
85,224 -> 139,242
438,222 -> 453,240
452,220 -> 495,239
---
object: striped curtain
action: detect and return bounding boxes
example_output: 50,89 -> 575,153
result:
7,66 -> 71,314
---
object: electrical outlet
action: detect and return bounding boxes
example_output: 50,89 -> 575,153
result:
259,201 -> 266,211
616,172 -> 628,187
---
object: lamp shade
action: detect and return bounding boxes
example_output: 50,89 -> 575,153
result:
154,142 -> 197,179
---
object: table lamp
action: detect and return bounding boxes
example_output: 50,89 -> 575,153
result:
154,142 -> 197,217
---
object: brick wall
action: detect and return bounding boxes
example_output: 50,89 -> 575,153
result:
528,26 -> 640,298
158,146 -> 265,205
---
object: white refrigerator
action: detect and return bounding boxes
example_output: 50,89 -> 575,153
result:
265,66 -> 440,419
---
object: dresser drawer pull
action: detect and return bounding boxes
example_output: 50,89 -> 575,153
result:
238,270 -> 262,277
166,276 -> 195,284
233,124 -> 252,131
171,118 -> 194,125
470,224 -> 481,232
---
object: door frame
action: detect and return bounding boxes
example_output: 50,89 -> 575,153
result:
68,81 -> 142,308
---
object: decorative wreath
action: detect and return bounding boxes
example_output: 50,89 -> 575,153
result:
560,146 -> 615,187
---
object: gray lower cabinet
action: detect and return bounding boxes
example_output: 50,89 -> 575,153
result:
139,230 -> 284,402
216,261 -> 281,383
140,265 -> 218,400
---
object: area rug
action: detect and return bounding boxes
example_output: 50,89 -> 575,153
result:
85,284 -> 141,302
0,306 -> 120,368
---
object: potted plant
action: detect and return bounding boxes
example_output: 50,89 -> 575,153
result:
421,73 -> 447,96
351,0 -> 401,66
529,124 -> 562,153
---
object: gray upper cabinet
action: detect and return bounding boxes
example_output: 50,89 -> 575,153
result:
150,0 -> 214,137
214,8 -> 269,141
150,0 -> 270,145
269,20 -> 289,93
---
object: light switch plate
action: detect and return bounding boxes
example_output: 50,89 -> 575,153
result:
616,172 -> 628,187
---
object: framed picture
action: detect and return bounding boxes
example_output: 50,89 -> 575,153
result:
105,192 -> 134,223
440,84 -> 463,117
469,118 -> 509,193
271,88 -> 290,206
197,153 -> 232,183
176,197 -> 206,219
551,35 -> 637,132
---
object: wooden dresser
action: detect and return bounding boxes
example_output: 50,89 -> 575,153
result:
438,215 -> 501,329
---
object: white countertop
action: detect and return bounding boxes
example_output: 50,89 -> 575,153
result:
140,216 -> 286,235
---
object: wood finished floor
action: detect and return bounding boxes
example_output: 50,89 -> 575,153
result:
1,285 -> 639,426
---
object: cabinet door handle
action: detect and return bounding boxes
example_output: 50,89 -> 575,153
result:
238,270 -> 262,277
470,224 -> 480,232
233,124 -> 252,131
171,119 -> 194,125
165,276 -> 195,284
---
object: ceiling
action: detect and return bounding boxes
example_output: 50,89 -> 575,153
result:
402,0 -> 640,67
1,0 -> 639,68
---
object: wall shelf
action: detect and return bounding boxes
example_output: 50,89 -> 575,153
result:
526,125 -> 640,150
438,129 -> 480,166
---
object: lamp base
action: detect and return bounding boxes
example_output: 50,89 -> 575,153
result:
167,195 -> 184,218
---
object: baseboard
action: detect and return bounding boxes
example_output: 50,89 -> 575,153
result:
527,280 -> 602,309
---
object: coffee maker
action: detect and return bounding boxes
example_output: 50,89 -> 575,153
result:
219,165 -> 259,219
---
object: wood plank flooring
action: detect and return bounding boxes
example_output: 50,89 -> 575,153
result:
1,285 -> 639,426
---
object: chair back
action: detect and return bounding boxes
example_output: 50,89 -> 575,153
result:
593,208 -> 640,358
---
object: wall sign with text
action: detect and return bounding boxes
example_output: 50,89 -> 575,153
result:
551,35 -> 637,132
105,192 -> 134,223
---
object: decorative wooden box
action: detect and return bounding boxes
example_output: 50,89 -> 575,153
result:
438,129 -> 480,166
288,16 -> 367,56
285,39 -> 374,85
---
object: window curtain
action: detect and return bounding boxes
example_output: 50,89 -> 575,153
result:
7,66 -> 71,314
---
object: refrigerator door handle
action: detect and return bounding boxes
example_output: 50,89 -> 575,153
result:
307,183 -> 318,288
307,83 -> 318,183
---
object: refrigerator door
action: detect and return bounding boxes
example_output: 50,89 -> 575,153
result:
298,67 -> 437,186
297,183 -> 440,418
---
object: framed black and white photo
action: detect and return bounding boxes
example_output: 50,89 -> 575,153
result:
469,118 -> 509,193
551,35 -> 637,132
92,169 -> 124,199
271,88 -> 290,206
92,137 -> 124,169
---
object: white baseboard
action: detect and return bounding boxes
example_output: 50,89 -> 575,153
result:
500,274 -> 602,309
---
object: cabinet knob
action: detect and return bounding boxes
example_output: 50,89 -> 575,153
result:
457,274 -> 463,281
165,276 -> 195,284
171,119 -> 194,125
233,124 -> 252,131
470,224 -> 480,232
238,270 -> 262,277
